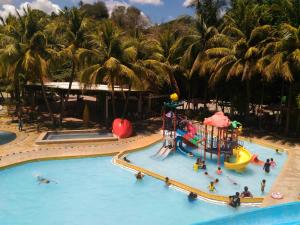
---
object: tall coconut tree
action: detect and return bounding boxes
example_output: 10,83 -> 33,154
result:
0,8 -> 56,125
46,8 -> 87,124
257,23 -> 300,135
79,21 -> 143,118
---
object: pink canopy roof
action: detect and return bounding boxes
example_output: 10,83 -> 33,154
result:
203,112 -> 231,128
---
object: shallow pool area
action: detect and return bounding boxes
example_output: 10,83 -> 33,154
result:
127,141 -> 287,197
0,131 -> 16,145
36,130 -> 118,144
0,157 -> 252,225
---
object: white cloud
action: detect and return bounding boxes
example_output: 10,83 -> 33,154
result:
183,0 -> 194,7
0,0 -> 12,4
129,0 -> 163,5
0,0 -> 60,20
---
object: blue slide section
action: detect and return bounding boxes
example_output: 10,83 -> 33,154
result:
192,202 -> 300,225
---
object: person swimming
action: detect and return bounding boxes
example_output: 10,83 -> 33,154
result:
37,176 -> 50,184
135,172 -> 144,180
226,175 -> 239,186
188,192 -> 197,201
123,157 -> 131,163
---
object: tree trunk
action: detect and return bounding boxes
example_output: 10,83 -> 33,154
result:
296,110 -> 300,136
111,83 -> 116,118
278,80 -> 285,129
14,73 -> 21,115
60,60 -> 75,125
39,74 -> 55,126
168,68 -> 180,96
258,82 -> 264,130
245,80 -> 251,119
122,84 -> 132,118
284,83 -> 293,136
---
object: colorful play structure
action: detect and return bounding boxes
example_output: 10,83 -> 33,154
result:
155,95 -> 252,172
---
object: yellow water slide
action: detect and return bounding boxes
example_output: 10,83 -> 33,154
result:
224,146 -> 252,172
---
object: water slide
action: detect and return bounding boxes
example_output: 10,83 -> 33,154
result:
154,146 -> 173,160
224,146 -> 252,172
192,202 -> 300,225
176,128 -> 202,147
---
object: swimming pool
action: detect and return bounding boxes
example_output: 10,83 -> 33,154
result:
0,131 -> 16,145
0,157 -> 250,225
127,141 -> 287,197
36,130 -> 117,144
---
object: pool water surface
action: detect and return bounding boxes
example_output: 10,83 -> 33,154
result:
0,131 -> 16,145
127,141 -> 287,196
0,157 -> 250,225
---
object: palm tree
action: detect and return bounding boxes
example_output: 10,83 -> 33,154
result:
0,8 -> 56,125
79,21 -> 142,118
257,23 -> 300,135
179,15 -> 219,105
46,8 -> 87,124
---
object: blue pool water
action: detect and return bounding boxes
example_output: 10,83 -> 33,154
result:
194,202 -> 300,225
0,157 -> 251,225
0,131 -> 16,145
128,141 -> 287,196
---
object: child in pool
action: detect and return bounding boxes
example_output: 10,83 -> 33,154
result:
216,167 -> 222,175
193,163 -> 199,172
270,158 -> 276,168
261,179 -> 266,193
208,181 -> 216,192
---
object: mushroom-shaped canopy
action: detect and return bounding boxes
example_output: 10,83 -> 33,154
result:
203,112 -> 231,128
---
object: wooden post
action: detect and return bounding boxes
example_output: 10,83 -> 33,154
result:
204,125 -> 207,160
173,110 -> 176,150
217,128 -> 221,166
210,126 -> 214,160
148,93 -> 152,113
162,107 -> 165,138
105,95 -> 109,120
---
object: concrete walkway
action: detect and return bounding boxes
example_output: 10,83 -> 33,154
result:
0,120 -> 161,169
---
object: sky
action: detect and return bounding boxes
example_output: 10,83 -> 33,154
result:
0,0 -> 195,23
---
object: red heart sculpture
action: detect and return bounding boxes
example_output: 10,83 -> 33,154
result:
112,118 -> 133,139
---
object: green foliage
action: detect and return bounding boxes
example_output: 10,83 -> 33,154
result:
80,2 -> 109,20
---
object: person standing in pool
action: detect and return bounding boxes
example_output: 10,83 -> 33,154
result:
270,158 -> 277,168
261,179 -> 266,193
263,159 -> 271,173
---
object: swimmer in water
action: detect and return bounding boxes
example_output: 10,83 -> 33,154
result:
37,176 -> 50,184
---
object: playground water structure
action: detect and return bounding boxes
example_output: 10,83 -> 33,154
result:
36,129 -> 117,144
0,131 -> 16,145
0,156 -> 251,225
193,202 -> 300,225
127,140 -> 287,197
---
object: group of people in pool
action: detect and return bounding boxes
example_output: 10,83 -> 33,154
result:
263,158 -> 276,173
229,186 -> 254,208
